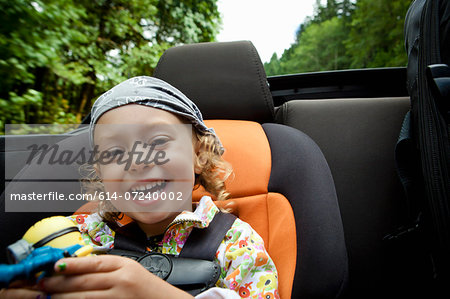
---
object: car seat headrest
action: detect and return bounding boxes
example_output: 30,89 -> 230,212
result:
192,120 -> 271,200
154,40 -> 275,122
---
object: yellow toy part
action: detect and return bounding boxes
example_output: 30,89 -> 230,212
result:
23,216 -> 85,248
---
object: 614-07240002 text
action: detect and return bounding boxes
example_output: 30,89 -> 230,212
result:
9,191 -> 184,201
95,191 -> 184,201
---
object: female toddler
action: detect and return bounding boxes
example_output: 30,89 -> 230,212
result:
2,76 -> 279,299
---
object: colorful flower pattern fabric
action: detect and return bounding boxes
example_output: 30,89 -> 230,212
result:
67,213 -> 115,251
68,196 -> 279,298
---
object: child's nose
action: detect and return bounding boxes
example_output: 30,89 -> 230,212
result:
128,143 -> 153,172
129,158 -> 150,172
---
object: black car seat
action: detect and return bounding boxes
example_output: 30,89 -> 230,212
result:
275,97 -> 411,296
153,40 -> 348,298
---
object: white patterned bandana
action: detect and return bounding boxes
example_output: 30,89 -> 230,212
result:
89,76 -> 223,153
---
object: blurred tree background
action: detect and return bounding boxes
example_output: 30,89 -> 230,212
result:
0,0 -> 414,128
264,0 -> 412,76
0,0 -> 220,129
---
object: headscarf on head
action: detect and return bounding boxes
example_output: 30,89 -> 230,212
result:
89,76 -> 223,153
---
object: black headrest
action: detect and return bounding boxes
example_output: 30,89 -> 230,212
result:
154,41 -> 274,122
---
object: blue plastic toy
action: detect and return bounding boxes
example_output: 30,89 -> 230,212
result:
0,244 -> 83,288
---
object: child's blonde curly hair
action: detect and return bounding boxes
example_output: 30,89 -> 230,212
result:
80,130 -> 232,225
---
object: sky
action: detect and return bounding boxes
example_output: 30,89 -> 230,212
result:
216,0 -> 318,63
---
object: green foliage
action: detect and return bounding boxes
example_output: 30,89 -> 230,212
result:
345,0 -> 411,68
265,0 -> 412,76
271,17 -> 351,75
311,0 -> 353,25
0,0 -> 220,131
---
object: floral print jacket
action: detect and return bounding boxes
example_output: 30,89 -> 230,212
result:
68,196 -> 279,299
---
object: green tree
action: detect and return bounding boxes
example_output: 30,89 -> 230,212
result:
264,53 -> 282,77
0,0 -> 220,129
293,17 -> 351,72
264,0 -> 411,76
265,0 -> 354,75
345,0 -> 411,68
269,17 -> 351,75
0,0 -> 82,125
313,0 -> 340,23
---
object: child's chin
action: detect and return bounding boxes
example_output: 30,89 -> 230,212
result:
132,211 -> 176,225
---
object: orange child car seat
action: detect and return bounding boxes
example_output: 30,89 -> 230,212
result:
153,41 -> 348,298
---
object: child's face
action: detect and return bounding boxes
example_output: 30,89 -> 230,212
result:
93,104 -> 196,229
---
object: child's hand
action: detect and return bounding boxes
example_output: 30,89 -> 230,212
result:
0,288 -> 44,299
38,255 -> 194,299
0,280 -> 45,299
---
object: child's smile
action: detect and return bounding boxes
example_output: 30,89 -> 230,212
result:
129,179 -> 167,194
